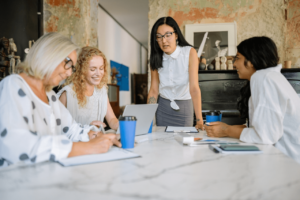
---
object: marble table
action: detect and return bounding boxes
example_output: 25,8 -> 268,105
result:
1,127 -> 300,200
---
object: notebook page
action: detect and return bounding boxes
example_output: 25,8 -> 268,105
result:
58,147 -> 140,167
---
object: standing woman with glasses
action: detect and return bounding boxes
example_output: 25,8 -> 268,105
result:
0,33 -> 120,168
58,47 -> 119,131
148,16 -> 204,129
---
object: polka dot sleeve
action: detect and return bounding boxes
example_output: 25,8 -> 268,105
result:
0,75 -> 73,167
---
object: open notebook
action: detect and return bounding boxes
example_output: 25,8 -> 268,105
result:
58,147 -> 140,167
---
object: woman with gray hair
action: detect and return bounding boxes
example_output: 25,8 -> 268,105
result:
0,32 -> 121,168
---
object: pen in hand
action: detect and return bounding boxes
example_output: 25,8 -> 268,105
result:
100,124 -> 106,134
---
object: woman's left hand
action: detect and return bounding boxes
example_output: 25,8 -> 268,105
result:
205,122 -> 229,138
195,119 -> 204,131
88,130 -> 103,139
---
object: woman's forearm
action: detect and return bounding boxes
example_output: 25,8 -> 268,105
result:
225,125 -> 246,139
147,90 -> 159,104
190,88 -> 203,122
68,142 -> 89,157
108,118 -> 119,131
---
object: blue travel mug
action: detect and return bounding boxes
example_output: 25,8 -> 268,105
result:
148,121 -> 153,133
205,110 -> 222,124
119,116 -> 137,149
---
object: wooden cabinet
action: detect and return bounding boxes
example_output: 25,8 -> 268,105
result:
132,73 -> 148,104
107,84 -> 120,118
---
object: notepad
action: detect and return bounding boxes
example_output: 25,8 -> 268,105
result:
58,147 -> 140,167
165,126 -> 198,133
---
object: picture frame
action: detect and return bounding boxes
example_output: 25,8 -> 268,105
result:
185,22 -> 237,65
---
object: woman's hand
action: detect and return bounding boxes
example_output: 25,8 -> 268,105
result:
68,134 -> 120,157
90,120 -> 106,128
87,134 -> 117,154
205,122 -> 230,138
88,130 -> 103,139
195,119 -> 204,131
109,133 -> 122,148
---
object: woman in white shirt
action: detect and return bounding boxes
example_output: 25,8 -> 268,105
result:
0,33 -> 120,168
148,17 -> 204,129
205,36 -> 300,163
58,47 -> 119,130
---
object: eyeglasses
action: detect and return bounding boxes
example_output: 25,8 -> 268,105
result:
156,31 -> 175,42
232,55 -> 238,64
64,57 -> 76,73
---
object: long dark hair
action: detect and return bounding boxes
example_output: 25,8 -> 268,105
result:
237,36 -> 279,119
150,17 -> 192,70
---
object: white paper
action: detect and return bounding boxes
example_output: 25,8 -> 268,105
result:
58,147 -> 140,167
166,126 -> 198,133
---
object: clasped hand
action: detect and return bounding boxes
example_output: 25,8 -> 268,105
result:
204,121 -> 229,137
88,130 -> 121,150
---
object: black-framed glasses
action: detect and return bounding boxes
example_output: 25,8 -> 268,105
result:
156,31 -> 175,42
232,55 -> 238,64
64,57 -> 76,73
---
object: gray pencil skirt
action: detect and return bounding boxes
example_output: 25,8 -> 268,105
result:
156,96 -> 194,127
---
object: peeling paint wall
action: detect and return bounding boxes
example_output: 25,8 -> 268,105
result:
149,0 -> 300,68
286,0 -> 300,67
44,0 -> 98,47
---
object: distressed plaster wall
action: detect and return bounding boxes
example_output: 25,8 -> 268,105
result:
44,0 -> 98,47
286,0 -> 300,67
149,0 -> 300,67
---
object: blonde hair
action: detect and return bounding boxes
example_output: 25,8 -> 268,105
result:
64,46 -> 108,107
17,32 -> 80,81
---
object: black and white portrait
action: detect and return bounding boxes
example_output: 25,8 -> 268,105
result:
194,31 -> 229,65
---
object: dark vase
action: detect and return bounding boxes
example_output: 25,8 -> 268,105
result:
207,64 -> 214,70
199,63 -> 206,70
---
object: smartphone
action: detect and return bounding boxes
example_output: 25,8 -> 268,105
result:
219,145 -> 260,151
188,142 -> 239,146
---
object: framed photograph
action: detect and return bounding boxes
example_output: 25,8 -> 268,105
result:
185,22 -> 237,65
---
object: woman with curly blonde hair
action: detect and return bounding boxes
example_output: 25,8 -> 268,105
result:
58,46 -> 119,131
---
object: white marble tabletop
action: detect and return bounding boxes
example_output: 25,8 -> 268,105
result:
1,127 -> 300,200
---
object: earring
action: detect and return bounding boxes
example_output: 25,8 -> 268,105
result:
176,40 -> 178,45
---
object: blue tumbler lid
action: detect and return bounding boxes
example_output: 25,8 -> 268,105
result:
206,110 -> 221,116
119,116 -> 137,121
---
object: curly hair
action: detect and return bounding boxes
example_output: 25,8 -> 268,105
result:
64,46 -> 108,107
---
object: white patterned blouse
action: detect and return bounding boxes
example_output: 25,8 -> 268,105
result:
0,75 -> 96,168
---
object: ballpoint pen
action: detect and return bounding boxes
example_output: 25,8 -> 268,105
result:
100,124 -> 106,134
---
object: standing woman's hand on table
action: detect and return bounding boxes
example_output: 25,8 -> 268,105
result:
195,119 -> 204,131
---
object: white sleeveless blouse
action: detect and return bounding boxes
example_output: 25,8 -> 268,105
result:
158,45 -> 192,110
57,84 -> 108,125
